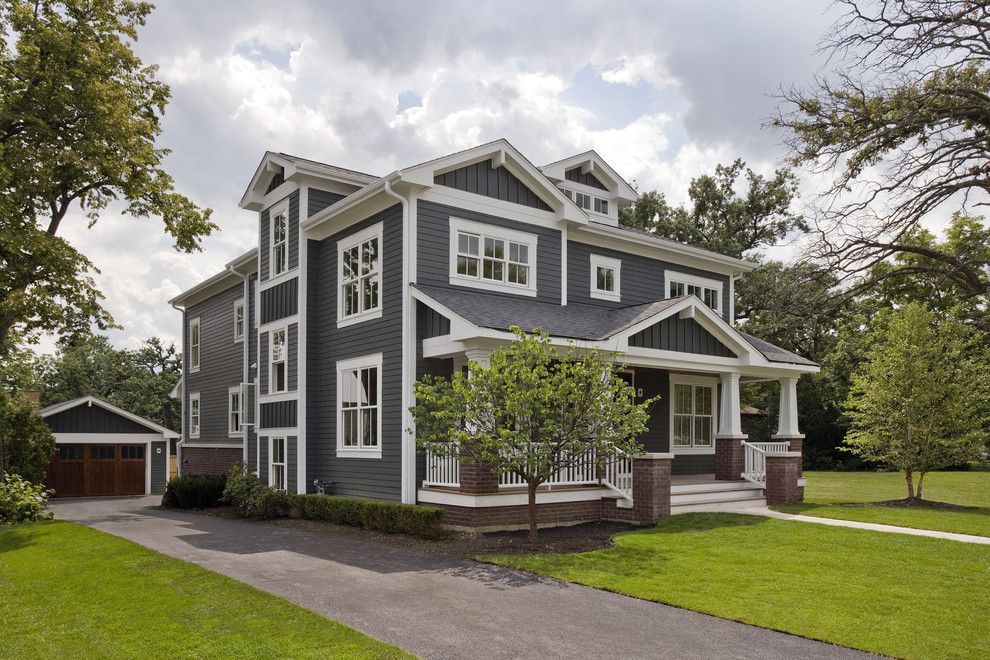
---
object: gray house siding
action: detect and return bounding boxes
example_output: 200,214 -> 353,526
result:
434,158 -> 552,211
259,436 -> 269,485
566,240 -> 732,322
417,302 -> 450,339
629,317 -> 736,357
257,322 -> 298,397
184,282 -> 244,446
308,188 -> 346,217
415,301 -> 454,486
260,400 -> 297,429
307,203 -> 404,500
151,440 -> 167,493
259,190 -> 299,283
635,368 -> 669,454
417,200 -> 562,304
45,405 -> 160,435
259,277 -> 298,324
564,167 -> 607,191
246,274 -> 257,468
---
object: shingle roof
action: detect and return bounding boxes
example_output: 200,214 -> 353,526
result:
276,152 -> 380,181
737,331 -> 818,366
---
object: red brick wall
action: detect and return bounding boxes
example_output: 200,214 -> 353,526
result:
459,460 -> 499,494
715,437 -> 745,480
632,456 -> 672,525
180,446 -> 241,476
434,498 -> 634,529
765,454 -> 801,505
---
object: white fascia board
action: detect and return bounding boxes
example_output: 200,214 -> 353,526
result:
40,396 -> 179,438
539,150 -> 638,203
168,268 -> 243,308
300,174 -> 397,240
52,433 -> 163,444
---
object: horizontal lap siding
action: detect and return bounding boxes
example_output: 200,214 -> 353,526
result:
288,323 -> 298,390
308,204 -> 404,500
44,406 -> 158,434
260,278 -> 298,324
259,436 -> 269,485
246,275 -> 257,460
629,317 -> 736,357
151,440 -> 167,493
259,332 -> 269,395
288,193 -> 300,271
434,159 -> 553,211
417,200 -> 562,304
287,436 -> 297,492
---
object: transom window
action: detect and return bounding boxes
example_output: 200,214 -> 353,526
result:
271,436 -> 286,491
271,206 -> 288,277
590,254 -> 621,301
338,223 -> 382,324
189,392 -> 200,438
234,299 -> 245,341
58,445 -> 84,460
228,387 -> 242,436
564,189 -> 610,216
188,318 -> 200,372
337,354 -> 382,457
121,446 -> 145,460
672,383 -> 715,448
269,328 -> 287,393
450,218 -> 536,295
667,273 -> 723,313
90,445 -> 115,460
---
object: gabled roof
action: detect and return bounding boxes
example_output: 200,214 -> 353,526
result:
239,151 -> 379,211
540,150 -> 638,205
39,396 -> 179,438
167,247 -> 257,308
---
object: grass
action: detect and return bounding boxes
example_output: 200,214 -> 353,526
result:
486,513 -> 990,660
0,521 -> 410,659
774,470 -> 990,537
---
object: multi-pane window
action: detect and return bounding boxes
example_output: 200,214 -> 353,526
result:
270,328 -> 286,393
672,383 -> 714,448
234,299 -> 245,341
340,229 -> 381,320
189,393 -> 200,437
228,387 -> 242,435
456,231 -> 530,287
90,445 -> 115,460
574,192 -> 592,210
338,356 -> 381,454
590,255 -> 621,301
271,208 -> 288,276
58,445 -> 84,460
271,437 -> 286,490
121,446 -> 145,460
189,318 -> 200,371
669,279 -> 721,312
597,265 -> 615,292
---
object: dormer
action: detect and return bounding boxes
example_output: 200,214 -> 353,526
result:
540,151 -> 638,227
239,151 -> 378,212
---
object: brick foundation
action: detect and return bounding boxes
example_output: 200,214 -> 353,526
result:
433,497 -> 634,530
180,446 -> 242,476
772,435 -> 805,499
459,460 -> 499,494
765,452 -> 802,504
632,453 -> 672,525
715,436 -> 746,480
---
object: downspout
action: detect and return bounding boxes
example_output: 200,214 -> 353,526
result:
170,301 -> 185,477
227,265 -> 251,468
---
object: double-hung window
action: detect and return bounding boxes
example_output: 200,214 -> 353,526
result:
666,273 -> 723,313
228,386 -> 242,436
270,205 -> 288,277
590,254 -> 621,301
337,354 -> 382,458
672,382 -> 715,449
270,437 -> 286,490
189,392 -> 200,438
188,318 -> 200,372
234,299 -> 245,341
269,328 -> 287,393
338,223 -> 382,324
450,218 -> 536,295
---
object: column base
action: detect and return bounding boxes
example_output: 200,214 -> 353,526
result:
714,435 -> 747,481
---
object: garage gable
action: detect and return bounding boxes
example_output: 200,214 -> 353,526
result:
39,396 -> 178,438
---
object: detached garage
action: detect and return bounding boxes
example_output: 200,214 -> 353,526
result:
40,396 -> 177,497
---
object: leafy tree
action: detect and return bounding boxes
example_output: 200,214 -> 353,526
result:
774,0 -> 990,317
619,159 -> 804,259
0,0 -> 215,356
0,391 -> 55,483
843,303 -> 988,500
412,328 -> 652,543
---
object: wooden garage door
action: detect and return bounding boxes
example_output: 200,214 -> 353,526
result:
47,444 -> 145,497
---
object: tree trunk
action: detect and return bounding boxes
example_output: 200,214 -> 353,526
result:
527,481 -> 539,545
915,471 -> 925,501
905,468 -> 915,500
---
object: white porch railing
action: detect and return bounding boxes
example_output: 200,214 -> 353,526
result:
601,450 -> 634,501
741,441 -> 790,486
498,444 -> 600,488
425,450 -> 460,488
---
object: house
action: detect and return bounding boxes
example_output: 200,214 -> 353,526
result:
167,139 -> 816,529
40,396 -> 175,497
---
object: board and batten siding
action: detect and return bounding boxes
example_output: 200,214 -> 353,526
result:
259,190 -> 300,283
259,277 -> 298,324
417,200 -> 563,305
629,316 -> 736,358
307,203 -> 404,500
566,240 -> 732,323
45,406 -> 159,435
564,166 -> 608,191
184,282 -> 245,446
434,158 -> 553,211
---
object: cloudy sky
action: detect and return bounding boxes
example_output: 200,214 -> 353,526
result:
53,0 -> 843,353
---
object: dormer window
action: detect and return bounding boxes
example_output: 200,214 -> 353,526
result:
564,189 -> 610,216
590,254 -> 621,302
666,272 -> 723,313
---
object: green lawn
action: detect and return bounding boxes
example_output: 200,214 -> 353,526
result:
774,470 -> 990,537
0,521 -> 410,659
487,513 -> 990,660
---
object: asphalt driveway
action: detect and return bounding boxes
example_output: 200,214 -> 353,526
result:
51,497 -> 873,660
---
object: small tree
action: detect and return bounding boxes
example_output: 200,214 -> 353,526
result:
412,328 -> 654,543
0,391 -> 55,483
843,303 -> 988,500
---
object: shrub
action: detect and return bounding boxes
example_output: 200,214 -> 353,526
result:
0,473 -> 52,524
0,392 -> 56,483
288,493 -> 446,539
222,465 -> 291,519
161,473 -> 227,509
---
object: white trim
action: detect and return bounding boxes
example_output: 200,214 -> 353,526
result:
269,198 -> 290,279
258,268 -> 299,292
233,298 -> 245,343
269,435 -> 287,491
259,315 -> 299,333
188,392 -> 201,438
268,324 -> 288,394
53,433 -> 162,444
664,270 -> 724,313
188,317 -> 201,373
417,486 -> 614,508
39,396 -> 179,438
448,216 -> 538,297
669,375 -> 718,453
180,442 -> 245,449
227,386 -> 244,438
296,188 -> 310,495
420,186 -> 559,227
258,391 -> 298,404
560,224 -> 568,305
589,254 -> 622,302
337,221 -> 384,327
336,353 -> 383,459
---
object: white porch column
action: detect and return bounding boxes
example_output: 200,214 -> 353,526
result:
773,376 -> 804,439
464,348 -> 491,372
716,372 -> 745,438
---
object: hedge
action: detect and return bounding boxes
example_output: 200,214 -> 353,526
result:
161,474 -> 227,509
288,494 -> 447,539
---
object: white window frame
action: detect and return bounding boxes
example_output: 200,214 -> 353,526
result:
448,217 -> 537,297
337,222 -> 383,328
664,271 -> 724,314
669,375 -> 718,453
336,353 -> 383,459
233,299 -> 245,342
269,200 -> 289,278
189,392 -> 201,439
590,254 -> 621,302
269,326 -> 288,394
188,317 -> 201,373
228,386 -> 243,437
270,436 -> 286,491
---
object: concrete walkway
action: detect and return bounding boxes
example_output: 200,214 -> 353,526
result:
50,497 -> 873,660
744,506 -> 990,545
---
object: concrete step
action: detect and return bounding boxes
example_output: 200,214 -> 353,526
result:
671,496 -> 767,514
671,480 -> 758,495
671,487 -> 765,505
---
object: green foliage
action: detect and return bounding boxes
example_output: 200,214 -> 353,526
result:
289,494 -> 447,540
0,472 -> 51,524
220,466 -> 290,519
161,473 -> 227,510
0,0 -> 216,352
0,390 -> 55,482
843,303 -> 989,498
619,159 -> 804,259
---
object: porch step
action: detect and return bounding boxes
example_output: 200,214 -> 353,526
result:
671,496 -> 767,514
670,487 -> 765,506
671,480 -> 758,495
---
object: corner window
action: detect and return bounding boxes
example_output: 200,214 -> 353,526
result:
270,436 -> 286,491
270,205 -> 288,277
269,327 -> 287,393
666,273 -> 723,313
188,318 -> 200,372
590,254 -> 621,302
449,218 -> 537,296
338,223 -> 382,325
337,354 -> 382,458
234,299 -> 245,341
672,382 -> 715,449
189,392 -> 200,438
228,386 -> 242,436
